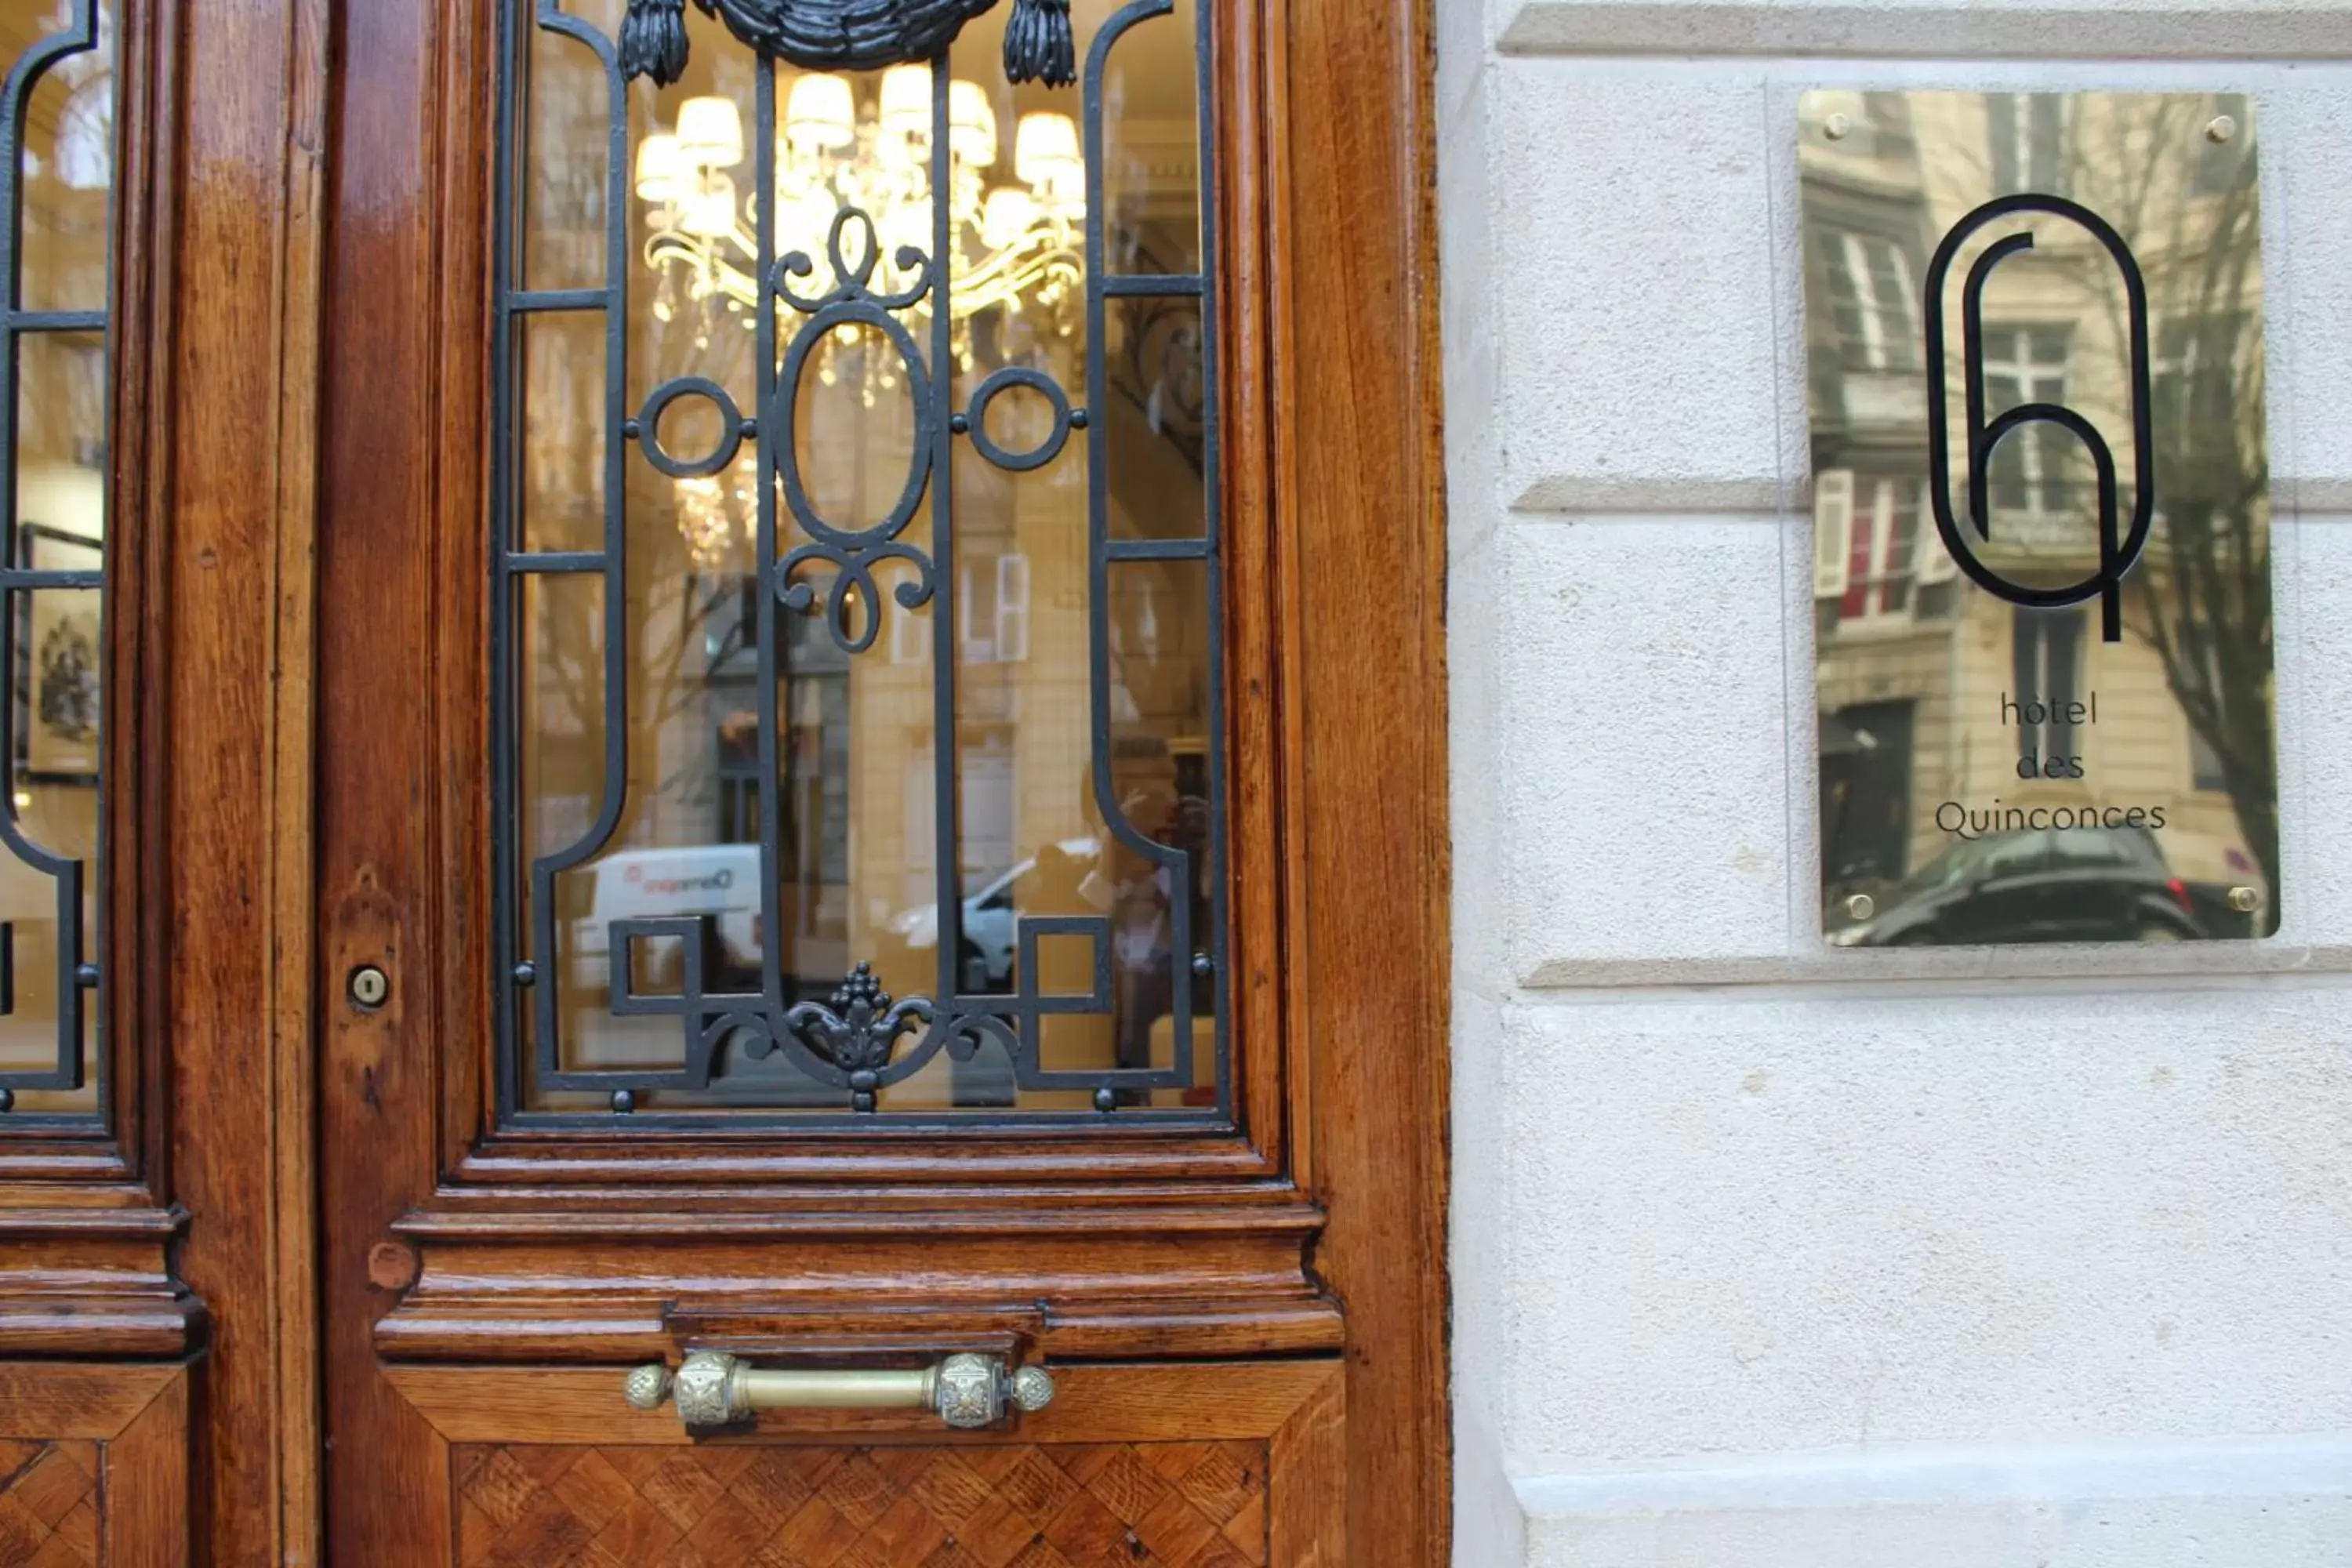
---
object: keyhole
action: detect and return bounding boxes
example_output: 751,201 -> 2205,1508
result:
348,965 -> 390,1009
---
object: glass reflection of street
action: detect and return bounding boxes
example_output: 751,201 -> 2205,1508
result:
1802,91 -> 2277,946
510,0 -> 1221,1111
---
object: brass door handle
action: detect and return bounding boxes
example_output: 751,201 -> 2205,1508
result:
624,1351 -> 1055,1432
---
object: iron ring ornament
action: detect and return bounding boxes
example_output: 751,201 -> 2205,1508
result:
963,367 -> 1080,472
1924,194 -> 2156,645
631,376 -> 750,480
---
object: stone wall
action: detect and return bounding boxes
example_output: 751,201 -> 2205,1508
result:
1439,4 -> 2352,1562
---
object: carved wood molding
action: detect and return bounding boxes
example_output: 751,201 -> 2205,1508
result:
0,0 -> 218,1381
445,1134 -> 1286,1187
375,1192 -> 1337,1363
0,1207 -> 201,1358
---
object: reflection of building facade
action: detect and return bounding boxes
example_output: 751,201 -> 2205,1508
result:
1804,90 -> 2270,927
510,0 -> 1217,1110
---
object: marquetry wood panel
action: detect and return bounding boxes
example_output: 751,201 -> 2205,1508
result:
0,1439 -> 99,1566
0,1362 -> 189,1566
453,1441 -> 1269,1568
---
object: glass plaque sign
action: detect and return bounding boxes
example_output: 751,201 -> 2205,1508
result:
1799,91 -> 2278,946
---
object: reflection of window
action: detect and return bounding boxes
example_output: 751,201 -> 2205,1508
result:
2189,719 -> 2227,791
2012,608 -> 2085,764
779,675 -> 848,890
1817,472 -> 1958,630
1858,92 -> 1915,158
2153,314 -> 2244,455
2182,627 -> 2230,791
2051,832 -> 2132,871
957,551 -> 1031,665
995,554 -> 1030,663
1980,326 -> 2070,515
1839,478 -> 1922,620
1982,832 -> 2052,880
1989,93 -> 2064,192
1822,230 -> 1918,372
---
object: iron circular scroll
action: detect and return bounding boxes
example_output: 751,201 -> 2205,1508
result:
632,376 -> 750,480
963,367 -> 1076,473
771,213 -> 936,548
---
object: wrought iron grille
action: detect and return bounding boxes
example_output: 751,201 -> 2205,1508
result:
0,0 -> 111,1116
492,0 -> 1228,1123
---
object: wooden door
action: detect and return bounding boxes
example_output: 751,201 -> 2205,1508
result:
0,0 -> 1443,1558
0,0 -> 322,1555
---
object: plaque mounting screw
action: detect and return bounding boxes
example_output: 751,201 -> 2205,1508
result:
1822,112 -> 1852,142
2227,886 -> 2260,914
2205,114 -> 2238,144
1843,893 -> 1875,923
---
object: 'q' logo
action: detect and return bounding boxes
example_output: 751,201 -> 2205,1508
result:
1923,194 -> 2154,644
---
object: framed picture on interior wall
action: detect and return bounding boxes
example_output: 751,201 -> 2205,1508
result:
17,524 -> 102,782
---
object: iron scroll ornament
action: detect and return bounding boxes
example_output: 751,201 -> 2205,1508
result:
1922,194 -> 2155,644
619,0 -> 1076,89
493,0 -> 1229,1121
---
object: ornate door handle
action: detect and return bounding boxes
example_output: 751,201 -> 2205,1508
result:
624,1351 -> 1056,1433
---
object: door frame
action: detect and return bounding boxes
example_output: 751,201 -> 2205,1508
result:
212,0 -> 1446,1559
0,0 -> 329,1556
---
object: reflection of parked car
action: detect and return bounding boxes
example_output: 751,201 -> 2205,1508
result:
887,837 -> 1100,991
1830,827 -> 2206,946
569,844 -> 764,995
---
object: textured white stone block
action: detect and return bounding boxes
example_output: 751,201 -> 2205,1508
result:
1498,0 -> 2352,62
2259,84 -> 2352,507
1473,60 -> 2352,515
2276,517 -> 2352,944
1494,988 -> 2352,1461
1516,1434 -> 2352,1567
1480,514 -> 1791,983
1490,67 -> 1786,511
1527,1494 -> 2352,1568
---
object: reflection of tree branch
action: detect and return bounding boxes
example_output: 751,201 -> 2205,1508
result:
2064,97 -> 2276,898
527,556 -> 742,742
1105,224 -> 1207,476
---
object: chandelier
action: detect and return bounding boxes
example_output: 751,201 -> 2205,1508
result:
634,67 -> 1086,381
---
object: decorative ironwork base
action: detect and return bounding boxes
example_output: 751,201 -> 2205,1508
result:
619,0 -> 1076,90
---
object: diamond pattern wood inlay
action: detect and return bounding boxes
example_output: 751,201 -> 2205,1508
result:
453,1440 -> 1270,1568
0,1439 -> 100,1567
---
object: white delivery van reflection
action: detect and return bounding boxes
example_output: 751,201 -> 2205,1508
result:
568,844 -> 764,1000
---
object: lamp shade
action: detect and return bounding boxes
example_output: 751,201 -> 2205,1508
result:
1014,111 -> 1081,199
633,132 -> 688,202
784,72 -> 855,154
879,64 -> 932,144
948,79 -> 997,166
674,95 -> 745,167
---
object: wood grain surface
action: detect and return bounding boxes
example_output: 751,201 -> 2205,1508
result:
303,0 -> 1446,1561
454,1441 -> 1269,1568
